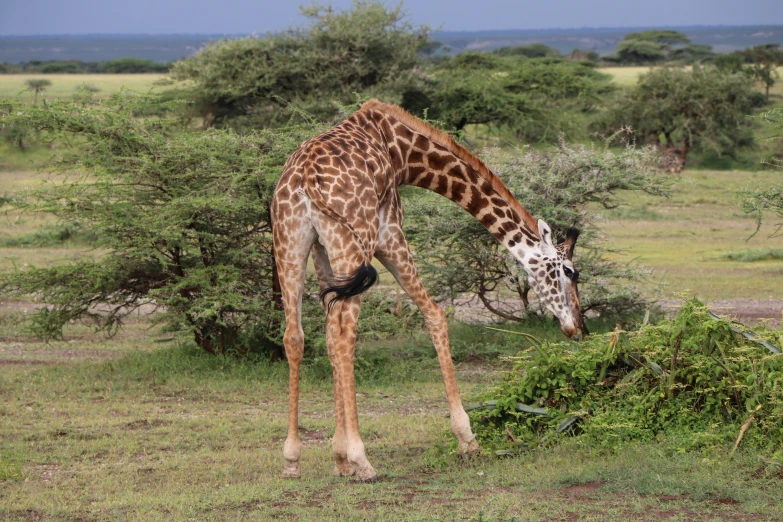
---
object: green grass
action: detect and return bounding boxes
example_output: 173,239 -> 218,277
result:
599,169 -> 783,299
2,323 -> 782,521
0,73 -> 172,101
720,247 -> 783,262
602,66 -> 783,98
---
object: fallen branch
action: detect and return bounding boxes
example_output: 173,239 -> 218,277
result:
731,405 -> 762,457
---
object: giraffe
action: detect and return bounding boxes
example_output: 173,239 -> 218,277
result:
271,99 -> 583,481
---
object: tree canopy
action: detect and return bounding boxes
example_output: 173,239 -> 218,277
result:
599,66 -> 756,171
742,109 -> 783,236
611,30 -> 715,65
169,1 -> 432,129
425,53 -> 613,142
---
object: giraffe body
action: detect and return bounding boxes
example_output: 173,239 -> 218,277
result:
272,100 -> 582,480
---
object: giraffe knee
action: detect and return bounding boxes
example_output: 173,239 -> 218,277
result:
284,327 -> 304,364
424,303 -> 448,331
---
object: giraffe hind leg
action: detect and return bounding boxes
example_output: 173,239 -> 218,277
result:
326,294 -> 377,481
312,243 -> 354,477
316,249 -> 377,481
275,221 -> 315,479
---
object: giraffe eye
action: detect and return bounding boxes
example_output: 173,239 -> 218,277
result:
563,266 -> 574,279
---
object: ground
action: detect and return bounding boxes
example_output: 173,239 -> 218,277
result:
2,71 -> 783,520
2,325 -> 782,521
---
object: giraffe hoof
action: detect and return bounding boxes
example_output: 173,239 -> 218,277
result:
282,462 -> 301,478
332,463 -> 356,477
354,464 -> 378,482
458,438 -> 481,460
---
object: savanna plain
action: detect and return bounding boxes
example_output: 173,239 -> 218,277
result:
2,70 -> 783,521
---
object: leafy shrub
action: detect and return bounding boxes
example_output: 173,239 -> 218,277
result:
471,300 -> 783,454
741,109 -> 783,236
169,1 -> 431,129
598,66 -> 756,172
0,94 -> 320,356
427,55 -> 614,141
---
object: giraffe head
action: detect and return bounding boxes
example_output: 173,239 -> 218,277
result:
520,220 -> 584,340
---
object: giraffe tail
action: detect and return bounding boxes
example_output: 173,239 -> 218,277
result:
303,173 -> 378,310
319,264 -> 378,311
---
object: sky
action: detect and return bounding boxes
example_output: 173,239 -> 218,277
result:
1,0 -> 783,35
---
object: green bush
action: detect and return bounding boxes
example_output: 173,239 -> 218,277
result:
471,300 -> 783,455
741,109 -> 783,236
169,1 -> 431,129
426,55 -> 614,141
0,94 -> 320,356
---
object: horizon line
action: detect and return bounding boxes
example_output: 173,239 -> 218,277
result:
2,23 -> 782,38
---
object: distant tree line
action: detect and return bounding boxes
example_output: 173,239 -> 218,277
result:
0,57 -> 170,74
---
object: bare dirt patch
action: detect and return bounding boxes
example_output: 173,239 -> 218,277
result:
271,426 -> 328,444
6,509 -> 46,522
661,299 -> 783,326
560,480 -> 605,496
22,463 -> 62,482
123,418 -> 172,431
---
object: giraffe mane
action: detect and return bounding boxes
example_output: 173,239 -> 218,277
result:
360,99 -> 540,238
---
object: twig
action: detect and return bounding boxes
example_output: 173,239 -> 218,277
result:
731,405 -> 761,457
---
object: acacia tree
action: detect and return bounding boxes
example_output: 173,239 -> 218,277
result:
744,44 -> 783,101
25,78 -> 52,104
0,95 -> 323,356
613,30 -> 692,65
405,141 -> 669,326
169,1 -> 431,129
599,66 -> 756,171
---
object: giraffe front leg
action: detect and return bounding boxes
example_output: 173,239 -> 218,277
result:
428,305 -> 480,458
377,249 -> 480,459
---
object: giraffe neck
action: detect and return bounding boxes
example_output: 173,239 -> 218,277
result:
362,104 -> 541,256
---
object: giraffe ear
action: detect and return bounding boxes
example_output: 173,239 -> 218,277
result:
537,219 -> 554,248
563,227 -> 580,260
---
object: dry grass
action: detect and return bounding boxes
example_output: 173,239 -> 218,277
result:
0,73 -> 172,101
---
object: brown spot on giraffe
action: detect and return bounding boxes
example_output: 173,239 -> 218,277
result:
272,99 -> 582,481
